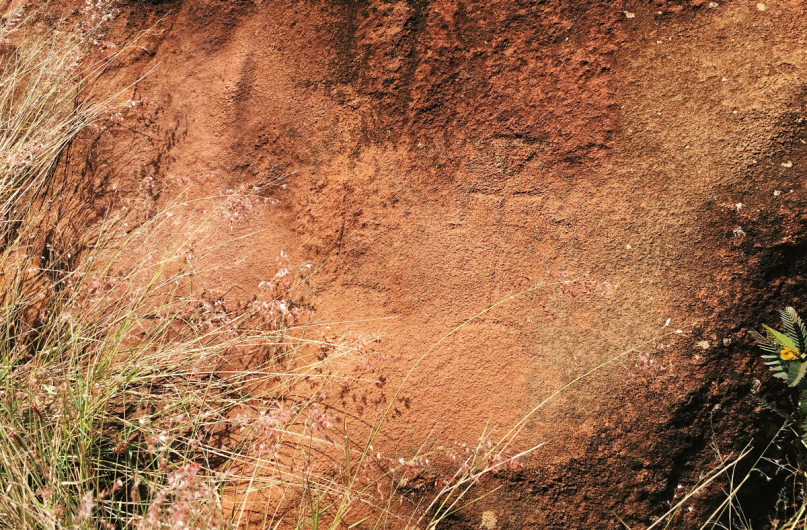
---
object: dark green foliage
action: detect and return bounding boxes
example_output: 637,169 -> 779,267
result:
751,307 -> 807,445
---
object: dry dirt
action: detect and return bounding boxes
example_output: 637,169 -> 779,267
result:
49,0 -> 807,527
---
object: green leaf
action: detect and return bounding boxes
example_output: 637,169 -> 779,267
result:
781,308 -> 799,348
762,354 -> 781,359
791,306 -> 807,352
789,362 -> 803,382
750,329 -> 780,353
791,362 -> 807,388
763,324 -> 798,351
774,373 -> 790,380
759,344 -> 781,354
749,329 -> 766,342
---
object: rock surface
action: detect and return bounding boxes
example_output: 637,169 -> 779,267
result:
58,0 -> 807,526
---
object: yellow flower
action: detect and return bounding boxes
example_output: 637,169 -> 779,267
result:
781,348 -> 798,361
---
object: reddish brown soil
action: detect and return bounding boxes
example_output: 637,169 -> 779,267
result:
55,0 -> 807,527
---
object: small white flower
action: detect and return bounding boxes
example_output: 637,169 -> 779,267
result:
77,491 -> 94,521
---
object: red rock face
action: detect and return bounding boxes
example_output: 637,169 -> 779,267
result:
327,0 -> 620,164
61,0 -> 807,526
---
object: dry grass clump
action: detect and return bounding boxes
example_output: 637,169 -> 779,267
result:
0,0 -> 122,226
0,3 -> 344,528
0,116 -> 353,530
0,198 -> 356,529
